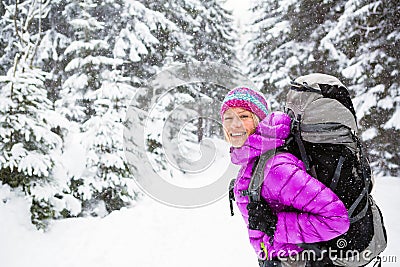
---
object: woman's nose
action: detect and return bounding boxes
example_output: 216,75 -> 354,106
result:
231,116 -> 243,128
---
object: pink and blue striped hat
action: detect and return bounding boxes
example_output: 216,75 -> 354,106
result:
220,87 -> 269,121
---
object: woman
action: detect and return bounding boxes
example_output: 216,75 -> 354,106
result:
221,87 -> 350,267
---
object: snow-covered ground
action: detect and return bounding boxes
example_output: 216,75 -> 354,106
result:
0,173 -> 399,267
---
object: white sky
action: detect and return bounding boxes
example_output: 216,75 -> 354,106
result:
222,0 -> 252,56
223,0 -> 251,21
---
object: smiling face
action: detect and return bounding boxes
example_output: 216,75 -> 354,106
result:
222,107 -> 259,148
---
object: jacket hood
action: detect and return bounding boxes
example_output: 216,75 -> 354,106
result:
230,111 -> 291,166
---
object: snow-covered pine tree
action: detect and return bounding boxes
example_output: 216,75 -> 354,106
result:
192,0 -> 237,66
322,0 -> 400,176
114,0 -> 190,178
164,0 -> 239,142
159,0 -> 238,142
245,0 -> 294,108
55,0 -> 136,216
190,0 -> 238,141
111,0 -> 181,85
78,69 -> 138,215
142,0 -> 237,67
140,0 -> 199,69
58,0 -> 190,215
0,0 -> 19,76
245,0 -> 344,109
286,0 -> 344,75
58,0 -> 118,122
126,1 -> 239,179
0,0 -> 77,229
36,0 -> 71,109
245,0 -> 344,108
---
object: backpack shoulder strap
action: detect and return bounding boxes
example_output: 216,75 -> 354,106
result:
228,178 -> 236,216
241,149 -> 277,202
291,113 -> 312,173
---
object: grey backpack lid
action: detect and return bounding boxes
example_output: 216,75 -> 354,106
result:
286,73 -> 357,147
294,73 -> 346,89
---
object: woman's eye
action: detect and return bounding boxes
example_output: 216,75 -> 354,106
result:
240,115 -> 249,119
224,117 -> 232,121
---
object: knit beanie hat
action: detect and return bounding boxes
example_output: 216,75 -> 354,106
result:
220,87 -> 269,121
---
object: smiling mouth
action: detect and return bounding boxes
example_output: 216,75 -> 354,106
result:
230,132 -> 246,137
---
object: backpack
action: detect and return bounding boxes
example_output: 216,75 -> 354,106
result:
284,73 -> 387,266
229,73 -> 387,266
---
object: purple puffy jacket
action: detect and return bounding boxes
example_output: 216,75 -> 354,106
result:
230,111 -> 350,259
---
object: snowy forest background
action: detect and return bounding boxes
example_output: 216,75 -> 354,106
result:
0,0 -> 399,229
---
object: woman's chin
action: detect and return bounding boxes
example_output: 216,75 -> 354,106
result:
230,138 -> 246,148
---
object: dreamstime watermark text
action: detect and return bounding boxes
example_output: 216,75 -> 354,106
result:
259,249 -> 397,264
258,238 -> 397,264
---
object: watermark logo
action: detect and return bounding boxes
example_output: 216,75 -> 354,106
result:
336,238 -> 347,249
123,62 -> 261,208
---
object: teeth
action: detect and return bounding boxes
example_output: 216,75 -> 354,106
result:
231,132 -> 245,137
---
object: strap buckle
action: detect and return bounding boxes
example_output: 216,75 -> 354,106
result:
240,189 -> 257,197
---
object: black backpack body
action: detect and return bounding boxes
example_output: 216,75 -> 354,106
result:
285,140 -> 373,253
283,73 -> 386,264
